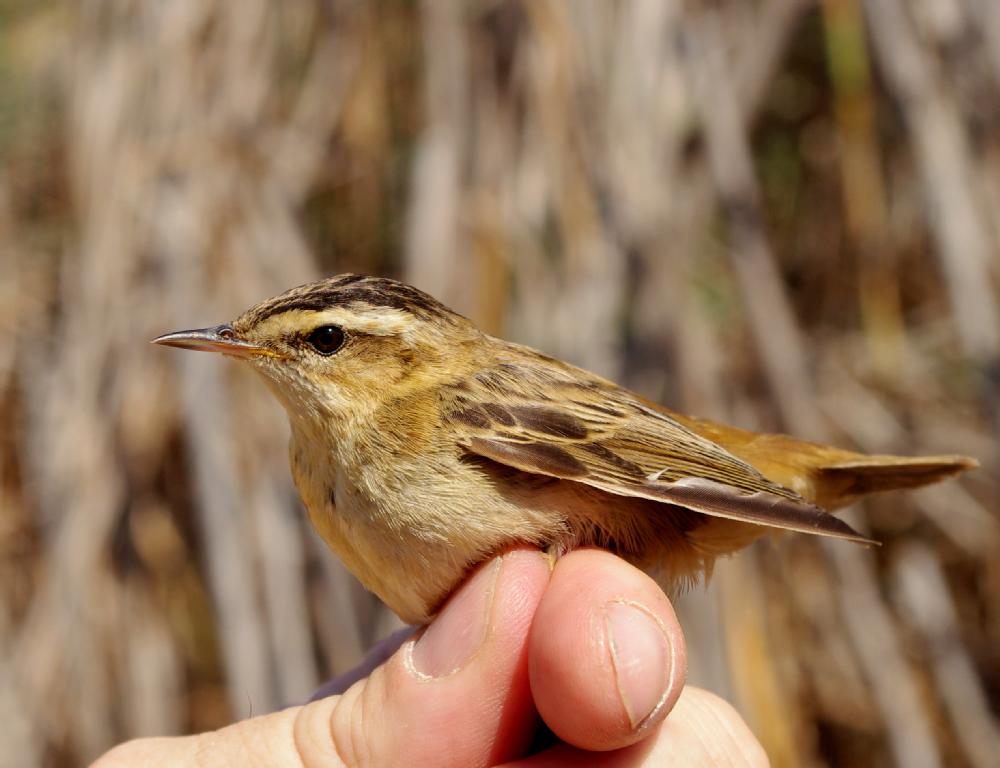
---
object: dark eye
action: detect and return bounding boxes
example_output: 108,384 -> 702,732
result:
306,325 -> 345,355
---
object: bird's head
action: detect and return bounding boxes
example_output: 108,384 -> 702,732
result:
153,274 -> 480,426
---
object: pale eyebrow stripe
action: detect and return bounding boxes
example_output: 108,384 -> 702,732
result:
254,307 -> 413,337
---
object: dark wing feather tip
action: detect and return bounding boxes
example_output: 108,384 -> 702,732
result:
468,436 -> 589,478
510,406 -> 590,439
658,477 -> 877,545
450,408 -> 491,429
482,403 -> 517,426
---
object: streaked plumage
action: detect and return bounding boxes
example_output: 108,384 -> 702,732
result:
154,275 -> 977,623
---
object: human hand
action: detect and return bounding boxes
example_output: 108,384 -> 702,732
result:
94,548 -> 768,767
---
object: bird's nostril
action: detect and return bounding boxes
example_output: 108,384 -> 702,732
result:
219,326 -> 235,340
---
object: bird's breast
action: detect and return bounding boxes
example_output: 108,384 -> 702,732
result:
287,427 -> 485,622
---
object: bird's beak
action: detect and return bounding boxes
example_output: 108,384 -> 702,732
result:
151,325 -> 273,359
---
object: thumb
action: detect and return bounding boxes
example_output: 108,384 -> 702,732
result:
92,549 -> 551,768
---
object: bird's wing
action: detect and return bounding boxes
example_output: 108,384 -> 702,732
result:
443,355 -> 873,544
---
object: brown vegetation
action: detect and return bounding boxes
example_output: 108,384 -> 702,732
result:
1,1 -> 997,766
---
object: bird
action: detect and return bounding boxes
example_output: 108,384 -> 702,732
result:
153,274 -> 977,624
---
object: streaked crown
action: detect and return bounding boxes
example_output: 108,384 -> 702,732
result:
236,274 -> 465,333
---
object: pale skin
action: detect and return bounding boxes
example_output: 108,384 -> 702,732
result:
93,549 -> 769,767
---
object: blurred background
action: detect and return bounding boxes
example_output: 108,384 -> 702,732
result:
1,0 -> 998,766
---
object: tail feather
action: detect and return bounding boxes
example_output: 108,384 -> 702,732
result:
670,411 -> 978,511
815,454 -> 979,509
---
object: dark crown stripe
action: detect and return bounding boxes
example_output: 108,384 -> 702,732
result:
244,275 -> 459,326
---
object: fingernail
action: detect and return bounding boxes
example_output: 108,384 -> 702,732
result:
408,557 -> 501,679
605,600 -> 674,730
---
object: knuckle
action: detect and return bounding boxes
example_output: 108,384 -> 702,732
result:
327,683 -> 368,766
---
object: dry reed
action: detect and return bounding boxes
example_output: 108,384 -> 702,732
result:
1,1 -> 997,766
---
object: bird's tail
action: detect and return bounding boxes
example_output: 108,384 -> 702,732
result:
670,411 -> 978,511
812,453 -> 978,510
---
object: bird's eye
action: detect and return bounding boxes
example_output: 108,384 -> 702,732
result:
306,325 -> 345,355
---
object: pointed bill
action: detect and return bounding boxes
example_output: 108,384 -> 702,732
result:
151,325 -> 273,358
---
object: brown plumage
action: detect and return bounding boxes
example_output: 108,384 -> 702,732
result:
153,275 -> 978,623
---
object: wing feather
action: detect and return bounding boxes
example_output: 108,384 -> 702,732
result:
445,354 -> 875,544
